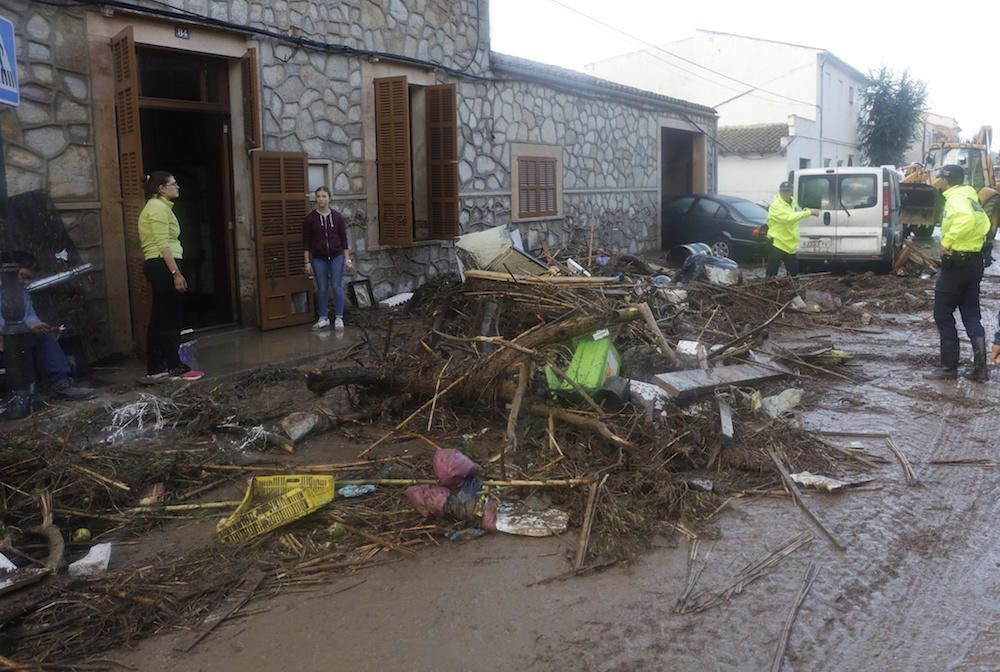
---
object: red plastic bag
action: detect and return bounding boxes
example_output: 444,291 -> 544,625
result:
404,485 -> 450,518
433,448 -> 478,487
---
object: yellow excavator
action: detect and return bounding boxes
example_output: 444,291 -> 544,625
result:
900,126 -> 999,240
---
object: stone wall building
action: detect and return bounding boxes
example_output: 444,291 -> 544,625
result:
1,0 -> 716,359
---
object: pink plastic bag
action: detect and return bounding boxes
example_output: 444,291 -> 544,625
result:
432,448 -> 478,487
404,485 -> 450,518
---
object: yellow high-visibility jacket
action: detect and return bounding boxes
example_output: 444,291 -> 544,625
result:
766,195 -> 813,254
941,184 -> 989,252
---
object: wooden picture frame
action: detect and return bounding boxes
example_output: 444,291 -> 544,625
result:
348,279 -> 375,310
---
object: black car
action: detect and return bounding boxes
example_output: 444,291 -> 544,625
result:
661,194 -> 769,260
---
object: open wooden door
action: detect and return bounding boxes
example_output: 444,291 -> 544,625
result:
252,151 -> 314,330
110,27 -> 150,351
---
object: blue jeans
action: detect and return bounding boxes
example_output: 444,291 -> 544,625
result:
312,254 -> 345,319
33,333 -> 71,389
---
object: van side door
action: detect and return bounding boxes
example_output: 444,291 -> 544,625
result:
796,174 -> 835,258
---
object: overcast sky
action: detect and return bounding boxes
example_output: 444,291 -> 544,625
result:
490,0 -> 994,140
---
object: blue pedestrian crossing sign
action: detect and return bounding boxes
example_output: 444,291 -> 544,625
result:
0,16 -> 18,107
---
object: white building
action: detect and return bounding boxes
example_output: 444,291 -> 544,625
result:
586,30 -> 868,199
902,112 -> 961,166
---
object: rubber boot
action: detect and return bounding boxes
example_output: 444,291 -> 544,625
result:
965,336 -> 990,383
924,339 -> 960,380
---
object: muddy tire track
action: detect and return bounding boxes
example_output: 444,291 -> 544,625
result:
790,378 -> 1000,671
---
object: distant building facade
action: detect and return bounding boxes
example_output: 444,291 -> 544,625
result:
586,29 -> 868,198
902,112 -> 961,166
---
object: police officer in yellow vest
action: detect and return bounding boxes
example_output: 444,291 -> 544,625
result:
925,164 -> 991,382
765,181 -> 819,277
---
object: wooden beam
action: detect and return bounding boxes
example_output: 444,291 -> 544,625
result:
653,364 -> 787,401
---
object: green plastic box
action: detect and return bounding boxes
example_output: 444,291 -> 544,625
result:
545,332 -> 622,393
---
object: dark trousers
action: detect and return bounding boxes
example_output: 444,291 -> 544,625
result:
766,243 -> 799,277
933,254 -> 985,342
33,333 -> 71,389
2,332 -> 70,392
143,258 -> 184,375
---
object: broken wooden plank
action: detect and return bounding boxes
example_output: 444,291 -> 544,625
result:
717,399 -> 734,446
176,568 -> 264,653
891,243 -> 913,274
653,364 -> 787,401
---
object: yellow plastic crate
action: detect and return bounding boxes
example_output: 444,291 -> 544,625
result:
246,475 -> 335,499
217,475 -> 335,545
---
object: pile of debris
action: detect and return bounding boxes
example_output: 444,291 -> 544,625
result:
0,239 -> 930,668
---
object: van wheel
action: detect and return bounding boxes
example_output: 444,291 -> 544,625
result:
710,237 -> 734,259
874,254 -> 895,275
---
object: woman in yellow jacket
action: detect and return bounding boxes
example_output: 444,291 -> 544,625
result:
137,171 -> 204,381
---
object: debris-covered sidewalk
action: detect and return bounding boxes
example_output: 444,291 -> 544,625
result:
0,242 -> 952,669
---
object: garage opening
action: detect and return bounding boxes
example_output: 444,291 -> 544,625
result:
661,127 -> 696,199
660,127 -> 709,250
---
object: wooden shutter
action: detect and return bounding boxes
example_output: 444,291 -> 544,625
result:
375,76 -> 412,246
111,27 -> 150,351
426,83 -> 458,239
252,151 -> 314,330
518,157 -> 557,218
242,48 -> 261,150
539,159 -> 556,215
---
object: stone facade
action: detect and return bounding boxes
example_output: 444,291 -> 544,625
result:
0,1 -> 108,358
2,0 -> 716,357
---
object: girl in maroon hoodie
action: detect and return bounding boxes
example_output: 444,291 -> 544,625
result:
302,187 -> 351,330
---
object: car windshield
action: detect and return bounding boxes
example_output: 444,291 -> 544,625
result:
727,201 -> 768,223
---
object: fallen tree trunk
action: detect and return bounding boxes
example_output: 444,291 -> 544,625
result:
306,366 -> 401,397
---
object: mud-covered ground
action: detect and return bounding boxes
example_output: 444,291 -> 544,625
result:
96,265 -> 1000,672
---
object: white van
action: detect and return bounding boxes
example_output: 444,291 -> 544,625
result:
792,166 -> 904,271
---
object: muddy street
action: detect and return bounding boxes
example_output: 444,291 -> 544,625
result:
6,1 -> 999,669
101,271 -> 1000,672
2,260 -> 999,672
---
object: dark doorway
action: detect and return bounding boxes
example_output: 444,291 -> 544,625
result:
128,45 -> 237,334
139,109 -> 235,330
661,128 -> 695,200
